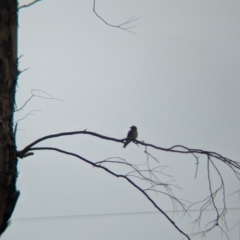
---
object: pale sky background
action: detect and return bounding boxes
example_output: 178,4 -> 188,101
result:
2,0 -> 240,239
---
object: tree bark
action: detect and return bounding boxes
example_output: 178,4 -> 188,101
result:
0,0 -> 19,235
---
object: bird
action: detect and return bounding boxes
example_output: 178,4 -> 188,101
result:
123,126 -> 138,148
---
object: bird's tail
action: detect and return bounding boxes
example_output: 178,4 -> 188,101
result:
123,140 -> 130,148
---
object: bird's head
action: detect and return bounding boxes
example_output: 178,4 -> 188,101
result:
130,126 -> 137,130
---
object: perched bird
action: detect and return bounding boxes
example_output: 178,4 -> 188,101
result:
123,126 -> 138,148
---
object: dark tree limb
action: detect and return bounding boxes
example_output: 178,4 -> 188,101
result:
17,130 -> 240,238
29,146 -> 191,240
17,130 -> 240,177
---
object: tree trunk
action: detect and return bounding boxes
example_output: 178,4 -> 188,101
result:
0,0 -> 19,235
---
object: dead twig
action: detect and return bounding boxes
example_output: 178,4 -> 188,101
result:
93,0 -> 139,34
18,0 -> 42,10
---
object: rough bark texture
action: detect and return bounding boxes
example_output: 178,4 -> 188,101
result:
0,0 -> 19,235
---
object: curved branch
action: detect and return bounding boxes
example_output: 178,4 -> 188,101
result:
29,146 -> 190,240
18,0 -> 42,10
17,130 -> 240,177
17,130 -> 240,238
17,130 -> 122,158
93,0 -> 139,34
15,89 -> 63,113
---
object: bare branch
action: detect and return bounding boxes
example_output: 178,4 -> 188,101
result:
228,189 -> 240,197
28,146 -> 191,240
15,89 -> 63,112
14,110 -> 41,124
18,0 -> 42,10
93,0 -> 139,34
17,130 -> 240,238
17,130 -> 240,177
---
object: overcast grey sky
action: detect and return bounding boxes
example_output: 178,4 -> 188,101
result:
3,0 -> 240,239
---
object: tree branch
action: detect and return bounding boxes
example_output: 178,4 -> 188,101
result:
17,130 -> 240,176
29,146 -> 191,240
15,89 -> 63,113
93,0 -> 139,34
17,130 -> 240,238
18,0 -> 42,10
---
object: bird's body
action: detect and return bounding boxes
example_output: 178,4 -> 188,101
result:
123,126 -> 138,148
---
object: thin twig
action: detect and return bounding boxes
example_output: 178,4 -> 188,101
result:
93,0 -> 139,34
15,89 -> 63,112
18,0 -> 42,10
28,146 -> 191,240
14,110 -> 41,124
17,130 -> 240,238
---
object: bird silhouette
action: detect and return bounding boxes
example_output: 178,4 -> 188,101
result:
123,126 -> 138,148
